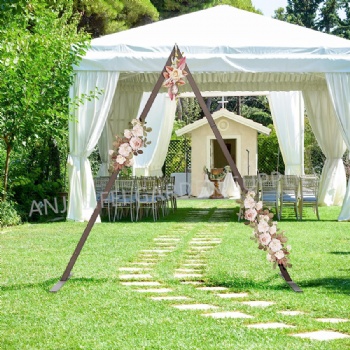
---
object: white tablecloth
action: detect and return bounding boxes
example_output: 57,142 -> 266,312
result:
198,173 -> 240,199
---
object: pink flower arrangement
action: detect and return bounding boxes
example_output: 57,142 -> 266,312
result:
244,191 -> 292,268
109,119 -> 152,171
163,56 -> 188,100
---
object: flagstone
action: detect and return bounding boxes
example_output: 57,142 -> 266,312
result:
174,273 -> 203,278
217,293 -> 249,298
183,263 -> 206,267
134,288 -> 173,293
202,311 -> 253,319
181,281 -> 205,285
175,268 -> 200,273
197,287 -> 228,291
190,246 -> 213,250
278,310 -> 305,316
173,304 -> 219,310
121,281 -> 161,286
119,274 -> 153,280
315,318 -> 349,323
150,296 -> 191,301
242,301 -> 275,307
292,330 -> 350,340
247,323 -> 295,329
118,267 -> 152,272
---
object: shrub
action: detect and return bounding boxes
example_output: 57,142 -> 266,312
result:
0,200 -> 21,227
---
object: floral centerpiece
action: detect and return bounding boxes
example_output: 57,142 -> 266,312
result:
163,54 -> 188,100
203,165 -> 230,181
244,191 -> 292,269
109,119 -> 152,172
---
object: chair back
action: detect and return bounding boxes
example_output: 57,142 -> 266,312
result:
300,175 -> 319,202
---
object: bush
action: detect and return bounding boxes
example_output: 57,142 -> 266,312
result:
0,200 -> 21,227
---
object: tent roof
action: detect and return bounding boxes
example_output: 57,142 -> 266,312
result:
78,5 -> 350,74
176,108 -> 271,136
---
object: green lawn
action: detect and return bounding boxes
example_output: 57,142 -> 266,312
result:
1,200 -> 349,349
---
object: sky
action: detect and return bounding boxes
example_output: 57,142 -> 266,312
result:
251,0 -> 288,17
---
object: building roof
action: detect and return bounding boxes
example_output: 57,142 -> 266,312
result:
175,108 -> 271,136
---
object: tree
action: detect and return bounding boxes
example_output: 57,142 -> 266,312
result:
0,0 -> 90,200
151,0 -> 258,19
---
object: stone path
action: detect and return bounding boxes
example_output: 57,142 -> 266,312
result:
116,207 -> 350,343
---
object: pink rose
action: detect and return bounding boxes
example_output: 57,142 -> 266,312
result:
269,238 -> 283,252
118,143 -> 132,157
244,196 -> 255,209
269,224 -> 277,235
267,253 -> 275,262
245,208 -> 257,221
259,232 -> 272,246
258,220 -> 269,233
255,201 -> 263,211
129,136 -> 143,151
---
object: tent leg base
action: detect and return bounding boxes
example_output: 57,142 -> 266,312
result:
279,265 -> 303,293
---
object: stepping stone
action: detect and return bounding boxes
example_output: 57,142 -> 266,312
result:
121,281 -> 161,286
292,330 -> 350,340
174,273 -> 203,278
154,244 -> 177,248
202,311 -> 253,319
190,246 -> 213,250
173,304 -> 219,310
130,262 -> 156,266
175,268 -> 200,273
150,296 -> 191,301
247,323 -> 295,329
191,238 -> 221,242
217,292 -> 249,299
242,301 -> 275,307
183,263 -> 206,267
134,288 -> 173,293
181,281 -> 204,285
196,287 -> 228,291
119,274 -> 153,280
315,318 -> 349,323
118,267 -> 152,272
140,250 -> 173,253
278,311 -> 305,316
154,238 -> 180,241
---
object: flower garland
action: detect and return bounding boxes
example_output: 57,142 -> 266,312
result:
109,119 -> 152,172
163,55 -> 188,100
243,191 -> 292,269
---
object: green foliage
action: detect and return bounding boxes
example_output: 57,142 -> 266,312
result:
0,200 -> 21,227
258,125 -> 285,174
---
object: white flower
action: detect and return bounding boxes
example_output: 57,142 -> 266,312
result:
275,250 -> 285,260
129,136 -> 143,150
269,224 -> 277,235
267,253 -> 275,262
116,154 -> 126,164
269,238 -> 283,252
132,124 -> 144,137
245,208 -> 257,221
244,196 -> 255,209
258,220 -> 270,233
287,245 -> 292,251
124,129 -> 133,139
255,201 -> 263,211
118,143 -> 132,157
259,232 -> 272,246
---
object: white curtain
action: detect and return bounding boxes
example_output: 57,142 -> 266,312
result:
268,91 -> 304,175
326,73 -> 350,220
97,90 -> 143,176
303,90 -> 346,206
67,71 -> 119,221
133,93 -> 176,176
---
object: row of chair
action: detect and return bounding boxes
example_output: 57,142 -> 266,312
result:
94,176 -> 177,222
239,174 -> 320,220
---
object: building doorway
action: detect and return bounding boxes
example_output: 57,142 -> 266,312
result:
211,139 -> 237,169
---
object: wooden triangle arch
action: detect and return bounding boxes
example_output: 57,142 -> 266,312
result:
50,44 -> 302,293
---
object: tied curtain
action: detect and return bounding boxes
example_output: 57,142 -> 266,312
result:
133,93 -> 176,176
326,73 -> 350,221
303,90 -> 346,206
67,71 -> 119,222
268,91 -> 304,175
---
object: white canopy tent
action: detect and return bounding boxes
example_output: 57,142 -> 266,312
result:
68,5 -> 350,222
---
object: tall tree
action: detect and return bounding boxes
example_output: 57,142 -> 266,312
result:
0,0 -> 90,199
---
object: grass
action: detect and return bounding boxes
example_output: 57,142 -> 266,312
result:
1,199 -> 350,349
